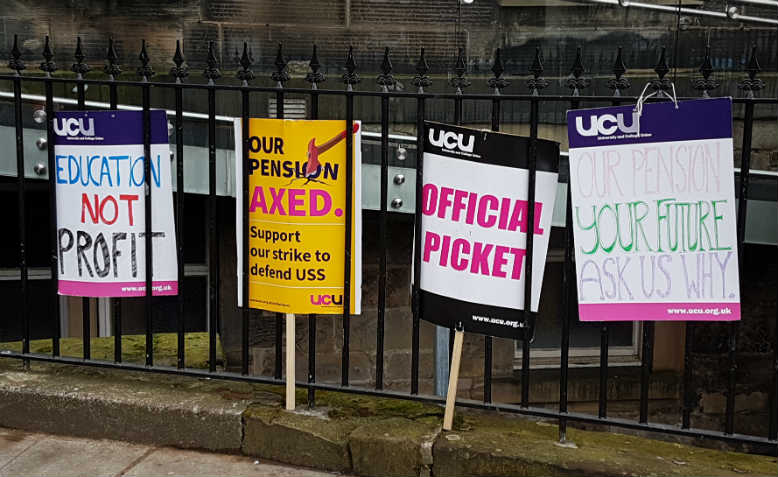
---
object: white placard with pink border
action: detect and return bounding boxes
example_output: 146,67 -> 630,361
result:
567,98 -> 740,321
54,110 -> 178,297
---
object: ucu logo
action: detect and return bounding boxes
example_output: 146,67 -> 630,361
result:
310,294 -> 343,305
53,117 -> 95,137
429,128 -> 475,152
575,112 -> 639,137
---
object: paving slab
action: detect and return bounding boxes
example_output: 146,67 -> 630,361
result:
0,428 -> 39,469
0,433 -> 149,477
123,447 -> 330,477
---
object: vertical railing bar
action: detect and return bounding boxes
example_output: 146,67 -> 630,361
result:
682,323 -> 695,428
142,80 -> 153,367
411,95 -> 425,395
308,74 -> 320,406
207,84 -> 218,373
448,93 -> 464,369
13,72 -> 29,362
241,88 -> 250,375
376,91 -> 389,390
598,325 -> 609,418
639,322 -> 654,423
727,98 -> 755,434
558,94 -> 579,440
308,313 -> 316,407
484,94 -> 501,404
175,83 -> 185,369
521,97 -> 539,408
75,70 -> 92,360
110,72 -> 122,364
342,90 -> 354,387
44,67 -> 61,358
274,82 -> 284,381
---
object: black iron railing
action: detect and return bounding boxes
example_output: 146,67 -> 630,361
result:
0,34 -> 776,452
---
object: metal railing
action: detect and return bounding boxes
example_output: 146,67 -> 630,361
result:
0,34 -> 776,452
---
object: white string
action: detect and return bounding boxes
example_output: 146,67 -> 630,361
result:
633,81 -> 680,121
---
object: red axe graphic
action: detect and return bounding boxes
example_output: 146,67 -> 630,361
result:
299,123 -> 360,184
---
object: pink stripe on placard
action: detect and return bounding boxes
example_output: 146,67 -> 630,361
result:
58,280 -> 178,297
579,302 -> 740,322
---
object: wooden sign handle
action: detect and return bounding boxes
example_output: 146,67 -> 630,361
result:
443,328 -> 464,431
285,313 -> 295,411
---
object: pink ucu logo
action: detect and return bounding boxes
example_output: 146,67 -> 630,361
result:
310,294 -> 343,305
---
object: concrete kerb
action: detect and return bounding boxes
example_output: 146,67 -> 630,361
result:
0,359 -> 775,477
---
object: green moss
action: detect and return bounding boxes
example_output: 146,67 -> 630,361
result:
0,332 -> 223,369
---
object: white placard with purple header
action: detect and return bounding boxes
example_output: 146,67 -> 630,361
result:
566,97 -> 740,322
53,110 -> 178,297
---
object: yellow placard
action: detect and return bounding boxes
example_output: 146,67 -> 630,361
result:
236,119 -> 361,315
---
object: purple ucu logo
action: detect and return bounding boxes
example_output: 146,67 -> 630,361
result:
310,294 -> 343,305
575,112 -> 640,137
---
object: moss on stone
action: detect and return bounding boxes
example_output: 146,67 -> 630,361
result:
434,413 -> 778,477
0,332 -> 223,369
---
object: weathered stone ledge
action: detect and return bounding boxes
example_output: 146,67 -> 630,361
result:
0,359 -> 775,477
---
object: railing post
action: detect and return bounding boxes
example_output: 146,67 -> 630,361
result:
105,37 -> 123,362
40,35 -> 61,358
341,45 -> 359,386
171,40 -> 189,369
376,47 -> 395,391
9,35 -> 29,365
411,47 -> 430,395
203,40 -> 221,373
305,43 -> 325,406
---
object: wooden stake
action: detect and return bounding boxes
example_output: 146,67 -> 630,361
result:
285,313 -> 295,411
443,328 -> 464,431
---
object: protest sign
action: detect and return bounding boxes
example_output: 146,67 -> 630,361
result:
54,110 -> 178,297
567,97 -> 740,321
235,119 -> 362,315
418,122 -> 559,339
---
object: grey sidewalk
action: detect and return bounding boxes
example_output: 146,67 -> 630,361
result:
0,427 -> 338,477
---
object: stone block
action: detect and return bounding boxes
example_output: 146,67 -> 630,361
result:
242,405 -> 357,473
350,417 -> 440,477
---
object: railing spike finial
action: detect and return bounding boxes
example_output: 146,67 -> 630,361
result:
305,44 -> 326,89
449,47 -> 471,94
566,46 -> 591,97
71,36 -> 90,78
607,47 -> 630,97
649,47 -> 671,96
411,47 -> 431,93
237,41 -> 254,86
136,39 -> 155,81
342,45 -> 360,91
376,47 -> 396,92
203,40 -> 222,85
271,43 -> 289,88
8,34 -> 26,75
487,48 -> 510,94
104,37 -> 122,79
39,35 -> 57,77
170,39 -> 189,84
738,44 -> 764,99
527,47 -> 548,95
692,44 -> 719,98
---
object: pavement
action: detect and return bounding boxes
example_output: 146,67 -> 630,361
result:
0,427 -> 340,477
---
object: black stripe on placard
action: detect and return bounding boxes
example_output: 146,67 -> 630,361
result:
423,121 -> 559,173
420,290 -> 529,340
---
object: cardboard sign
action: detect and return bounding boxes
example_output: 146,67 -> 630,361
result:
54,110 -> 178,297
235,119 -> 362,315
567,98 -> 740,321
418,122 -> 559,339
